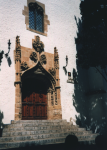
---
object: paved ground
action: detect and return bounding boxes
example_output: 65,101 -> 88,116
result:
6,143 -> 107,150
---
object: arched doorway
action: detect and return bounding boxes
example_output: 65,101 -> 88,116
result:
22,78 -> 48,120
21,64 -> 53,120
14,36 -> 62,121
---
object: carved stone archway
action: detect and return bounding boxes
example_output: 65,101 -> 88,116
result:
14,36 -> 62,120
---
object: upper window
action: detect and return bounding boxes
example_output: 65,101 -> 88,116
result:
29,3 -> 43,32
23,0 -> 50,36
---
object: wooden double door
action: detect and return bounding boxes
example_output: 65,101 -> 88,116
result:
22,91 -> 47,120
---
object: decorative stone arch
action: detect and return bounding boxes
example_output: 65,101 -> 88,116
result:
21,61 -> 56,91
14,36 -> 62,120
21,62 -> 56,120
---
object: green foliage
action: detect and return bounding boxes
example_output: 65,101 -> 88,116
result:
76,0 -> 107,73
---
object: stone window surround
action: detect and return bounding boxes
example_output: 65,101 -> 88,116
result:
22,0 -> 50,36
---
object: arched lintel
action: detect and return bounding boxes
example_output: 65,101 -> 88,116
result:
21,61 -> 56,91
27,0 -> 45,13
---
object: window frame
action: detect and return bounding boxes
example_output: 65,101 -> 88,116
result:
29,2 -> 44,33
23,0 -> 50,36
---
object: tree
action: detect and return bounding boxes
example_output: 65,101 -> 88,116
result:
75,0 -> 107,82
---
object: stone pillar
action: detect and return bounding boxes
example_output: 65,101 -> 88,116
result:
14,36 -> 22,120
54,47 -> 61,106
53,47 -> 62,119
47,88 -> 52,119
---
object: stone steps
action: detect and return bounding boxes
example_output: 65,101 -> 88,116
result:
4,122 -> 71,128
3,126 -> 81,133
3,124 -> 78,129
0,119 -> 99,149
2,129 -> 92,137
0,132 -> 98,143
11,119 -> 67,123
0,137 -> 96,149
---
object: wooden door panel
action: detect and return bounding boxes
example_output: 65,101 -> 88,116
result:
29,105 -> 33,117
41,106 -> 45,117
22,92 -> 47,120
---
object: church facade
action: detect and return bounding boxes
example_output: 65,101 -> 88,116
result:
0,0 -> 106,134
14,35 -> 62,120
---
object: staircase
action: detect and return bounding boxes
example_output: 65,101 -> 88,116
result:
0,119 -> 98,149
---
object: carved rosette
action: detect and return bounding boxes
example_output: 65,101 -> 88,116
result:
48,67 -> 56,77
40,54 -> 47,65
33,36 -> 44,54
21,61 -> 29,71
30,52 -> 38,63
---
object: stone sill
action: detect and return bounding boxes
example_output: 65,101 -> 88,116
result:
27,27 -> 47,36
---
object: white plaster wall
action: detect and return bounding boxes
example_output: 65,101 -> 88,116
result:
0,0 -> 81,124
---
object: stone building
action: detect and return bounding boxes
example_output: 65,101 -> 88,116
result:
0,0 -> 106,135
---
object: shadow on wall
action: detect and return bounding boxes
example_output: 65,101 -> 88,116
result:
0,110 -> 4,137
72,16 -> 107,135
0,44 -> 12,67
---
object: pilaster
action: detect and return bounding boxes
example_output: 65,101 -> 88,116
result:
14,36 -> 22,120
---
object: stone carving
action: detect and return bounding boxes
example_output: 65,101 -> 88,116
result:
16,36 -> 21,50
33,36 -> 44,54
40,54 -> 46,65
54,47 -> 59,69
51,91 -> 54,106
34,68 -> 43,74
21,61 -> 29,71
48,68 -> 56,77
15,36 -> 21,62
47,88 -> 52,93
30,52 -> 38,63
15,50 -> 21,62
55,91 -> 57,105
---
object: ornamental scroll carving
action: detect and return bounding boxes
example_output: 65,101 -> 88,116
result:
51,91 -> 54,106
21,61 -> 29,71
15,36 -> 21,62
55,91 -> 58,105
16,36 -> 21,50
48,68 -> 56,77
33,36 -> 44,54
15,50 -> 21,62
30,52 -> 38,63
54,47 -> 59,69
40,54 -> 47,65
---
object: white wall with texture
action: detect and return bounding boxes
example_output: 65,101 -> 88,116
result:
0,0 -> 81,124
